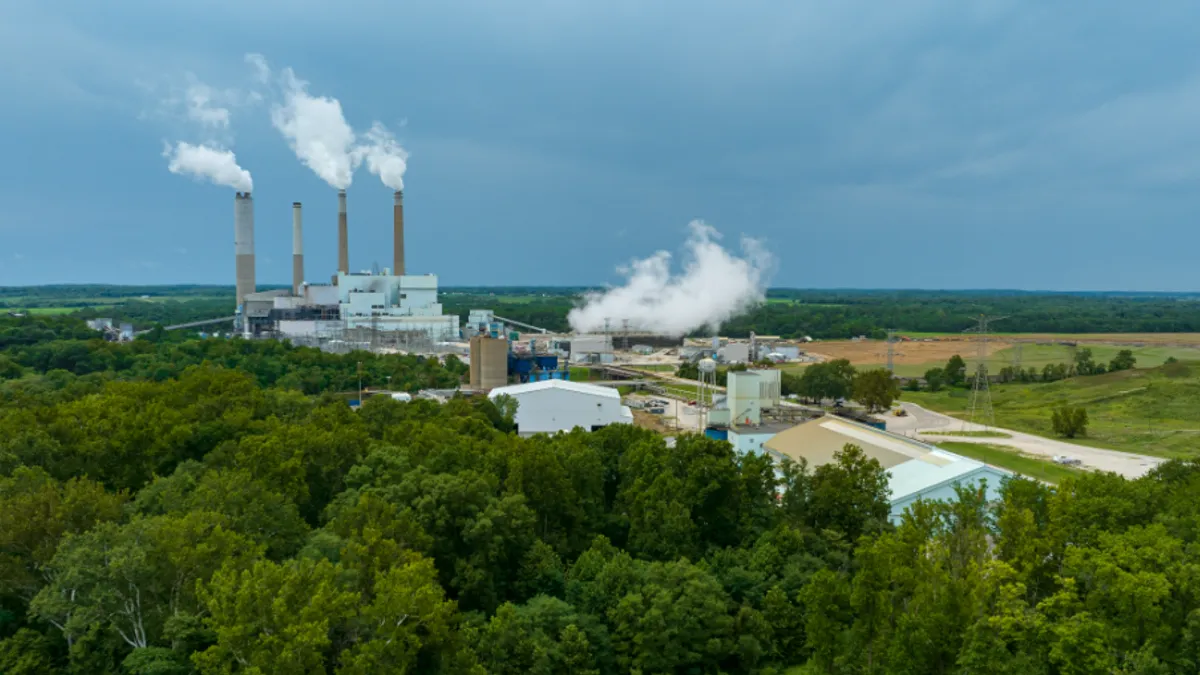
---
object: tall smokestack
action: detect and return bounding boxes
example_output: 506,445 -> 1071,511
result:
292,202 -> 304,295
337,189 -> 348,275
393,190 -> 405,276
234,192 -> 256,308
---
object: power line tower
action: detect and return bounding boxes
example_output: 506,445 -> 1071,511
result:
886,329 -> 897,373
1012,342 -> 1023,377
963,314 -> 1007,429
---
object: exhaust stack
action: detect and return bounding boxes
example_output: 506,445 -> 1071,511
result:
234,192 -> 256,308
292,202 -> 304,295
337,189 -> 349,275
393,190 -> 405,276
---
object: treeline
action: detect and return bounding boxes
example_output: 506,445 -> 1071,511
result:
443,289 -> 1200,340
0,315 -> 466,397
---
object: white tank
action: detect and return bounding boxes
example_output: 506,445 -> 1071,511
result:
390,392 -> 413,402
698,357 -> 717,374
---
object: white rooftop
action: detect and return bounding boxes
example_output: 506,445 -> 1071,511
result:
488,379 -> 621,400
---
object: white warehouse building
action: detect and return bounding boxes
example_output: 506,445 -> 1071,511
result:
488,380 -> 634,437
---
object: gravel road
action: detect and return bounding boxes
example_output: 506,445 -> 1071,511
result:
890,402 -> 1165,479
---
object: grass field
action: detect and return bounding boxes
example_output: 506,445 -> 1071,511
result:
924,430 -> 1012,438
906,361 -> 1200,458
934,441 -> 1084,484
794,335 -> 1200,378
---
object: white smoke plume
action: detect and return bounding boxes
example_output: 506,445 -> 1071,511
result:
568,221 -> 774,337
355,122 -> 410,191
268,64 -> 360,190
163,141 -> 253,192
183,81 -> 232,128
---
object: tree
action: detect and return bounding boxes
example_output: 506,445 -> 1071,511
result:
945,355 -> 967,386
1074,348 -> 1097,376
924,367 -> 945,392
336,556 -> 458,675
1109,349 -> 1136,372
477,596 -> 612,675
609,560 -> 735,674
807,445 -> 891,542
796,359 -> 856,403
194,558 -> 359,675
31,511 -> 262,651
1051,405 -> 1089,438
852,369 -> 901,412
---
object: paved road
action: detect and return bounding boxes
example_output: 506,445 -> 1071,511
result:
891,402 -> 1165,479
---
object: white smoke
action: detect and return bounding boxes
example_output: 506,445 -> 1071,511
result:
184,81 -> 232,128
568,221 -> 774,337
163,141 -> 253,192
269,65 -> 360,190
355,122 -> 410,191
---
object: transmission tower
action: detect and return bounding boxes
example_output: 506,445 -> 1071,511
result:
963,314 -> 1007,429
886,329 -> 897,373
1012,342 -> 1023,377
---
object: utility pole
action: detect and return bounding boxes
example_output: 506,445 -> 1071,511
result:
963,314 -> 1007,429
886,329 -> 896,374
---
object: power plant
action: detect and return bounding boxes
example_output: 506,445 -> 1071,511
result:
231,186 -> 459,350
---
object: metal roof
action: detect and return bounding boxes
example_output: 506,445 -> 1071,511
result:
488,379 -> 621,400
763,415 -> 1011,502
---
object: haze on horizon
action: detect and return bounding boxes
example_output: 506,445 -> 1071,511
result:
2,0 -> 1199,292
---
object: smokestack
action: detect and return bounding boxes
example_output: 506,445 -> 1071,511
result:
337,189 -> 349,274
234,192 -> 256,308
393,190 -> 405,276
292,202 -> 304,296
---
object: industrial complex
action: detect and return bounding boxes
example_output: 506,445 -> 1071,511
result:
161,182 -> 1011,521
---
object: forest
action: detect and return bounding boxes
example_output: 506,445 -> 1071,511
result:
3,314 -> 1200,673
8,285 -> 1200,338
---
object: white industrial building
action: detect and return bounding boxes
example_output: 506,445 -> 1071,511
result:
267,270 -> 458,343
569,335 -> 615,364
488,380 -> 633,436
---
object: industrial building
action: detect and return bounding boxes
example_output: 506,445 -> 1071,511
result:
487,380 -> 633,436
229,186 -> 459,347
762,416 -> 1011,523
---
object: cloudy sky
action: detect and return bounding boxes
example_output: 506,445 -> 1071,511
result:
2,0 -> 1199,290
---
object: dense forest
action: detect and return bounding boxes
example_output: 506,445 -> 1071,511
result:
8,285 -> 1200,337
3,315 -> 1200,673
443,289 -> 1200,339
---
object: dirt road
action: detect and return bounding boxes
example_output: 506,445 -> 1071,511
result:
891,402 -> 1165,479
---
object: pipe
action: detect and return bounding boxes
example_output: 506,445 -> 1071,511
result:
337,189 -> 348,275
234,192 -> 255,308
292,202 -> 304,296
393,190 -> 405,276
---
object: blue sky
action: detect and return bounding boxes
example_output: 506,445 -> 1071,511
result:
2,0 -> 1200,290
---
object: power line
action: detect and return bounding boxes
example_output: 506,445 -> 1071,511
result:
963,314 -> 1007,429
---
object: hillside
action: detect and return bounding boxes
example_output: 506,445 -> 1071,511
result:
904,360 -> 1200,458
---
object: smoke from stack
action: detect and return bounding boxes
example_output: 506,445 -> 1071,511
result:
234,193 -> 256,307
266,61 -> 360,190
164,142 -> 252,191
292,202 -> 304,295
357,122 -> 409,191
337,190 -> 349,275
567,221 -> 774,337
393,191 -> 405,276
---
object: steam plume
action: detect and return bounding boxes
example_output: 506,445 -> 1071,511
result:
567,221 -> 773,337
269,66 -> 360,190
164,141 -> 253,191
184,81 -> 231,128
355,122 -> 410,190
